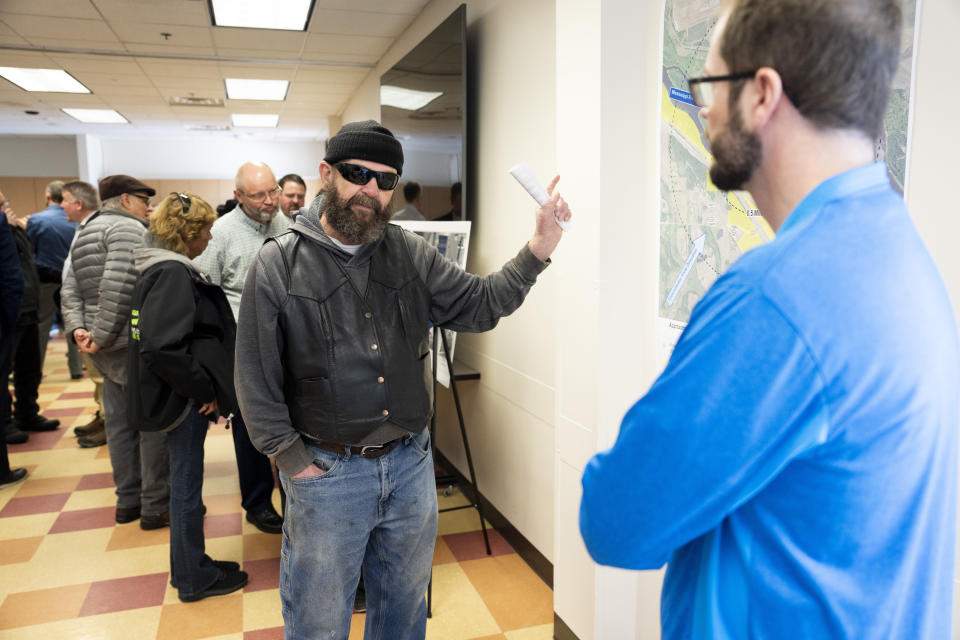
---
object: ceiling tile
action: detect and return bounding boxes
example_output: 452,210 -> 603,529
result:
311,0 -> 428,15
2,15 -> 122,44
303,33 -> 391,57
0,0 -> 101,19
47,56 -> 143,74
211,27 -> 305,52
113,23 -> 214,48
91,0 -> 212,27
309,8 -> 413,38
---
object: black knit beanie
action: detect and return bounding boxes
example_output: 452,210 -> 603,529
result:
324,120 -> 404,175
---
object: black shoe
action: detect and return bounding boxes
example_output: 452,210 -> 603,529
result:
246,507 -> 283,534
4,424 -> 28,445
74,413 -> 104,436
140,511 -> 169,530
179,569 -> 248,602
78,429 -> 107,448
0,468 -> 28,488
170,560 -> 241,588
70,373 -> 84,380
353,581 -> 366,613
116,505 -> 141,524
17,415 -> 60,432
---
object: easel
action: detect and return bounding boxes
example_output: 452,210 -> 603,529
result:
426,327 -> 491,618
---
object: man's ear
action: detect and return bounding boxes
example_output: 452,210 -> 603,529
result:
318,161 -> 334,184
747,67 -> 785,129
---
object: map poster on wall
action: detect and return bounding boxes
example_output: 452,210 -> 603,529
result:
657,0 -> 920,363
393,220 -> 472,387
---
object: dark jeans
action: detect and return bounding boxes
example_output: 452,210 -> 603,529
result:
168,404 -> 219,598
3,322 -> 41,425
231,411 -> 276,513
0,322 -> 13,476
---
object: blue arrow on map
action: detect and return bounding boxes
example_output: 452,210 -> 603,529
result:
666,233 -> 706,307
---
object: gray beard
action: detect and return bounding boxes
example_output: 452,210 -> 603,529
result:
320,186 -> 390,244
241,203 -> 276,224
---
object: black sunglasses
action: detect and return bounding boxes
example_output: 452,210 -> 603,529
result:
334,162 -> 400,191
173,192 -> 191,213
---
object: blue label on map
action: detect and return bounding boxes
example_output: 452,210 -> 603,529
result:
669,88 -> 695,106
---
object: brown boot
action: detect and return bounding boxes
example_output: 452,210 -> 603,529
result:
78,423 -> 107,448
74,412 -> 104,437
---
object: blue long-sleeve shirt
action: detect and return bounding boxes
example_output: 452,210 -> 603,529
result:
26,204 -> 75,272
580,163 -> 959,639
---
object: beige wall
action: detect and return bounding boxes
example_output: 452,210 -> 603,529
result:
0,177 -> 77,221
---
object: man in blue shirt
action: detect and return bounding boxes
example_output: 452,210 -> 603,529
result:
580,1 -> 959,638
25,180 -> 80,374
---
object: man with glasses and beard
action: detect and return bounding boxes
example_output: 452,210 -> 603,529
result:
193,162 -> 288,535
235,120 -> 571,639
580,1 -> 959,639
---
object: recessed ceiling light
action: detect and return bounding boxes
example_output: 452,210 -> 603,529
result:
0,67 -> 91,93
62,108 -> 128,124
231,114 -> 279,128
225,79 -> 289,101
210,0 -> 314,31
380,85 -> 443,111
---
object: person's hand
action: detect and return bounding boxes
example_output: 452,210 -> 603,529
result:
84,340 -> 101,354
527,175 -> 571,262
291,463 -> 326,479
198,399 -> 217,415
73,329 -> 91,350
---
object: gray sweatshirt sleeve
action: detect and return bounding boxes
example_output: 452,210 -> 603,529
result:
402,229 -> 550,332
60,258 -> 84,337
234,241 -> 314,476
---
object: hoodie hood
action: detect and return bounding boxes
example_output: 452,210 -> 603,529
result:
134,233 -> 202,275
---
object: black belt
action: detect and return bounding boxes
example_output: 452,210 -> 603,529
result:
307,436 -> 406,459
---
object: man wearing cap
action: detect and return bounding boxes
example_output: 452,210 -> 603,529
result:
194,161 -> 289,535
236,120 -> 571,639
61,175 -> 170,529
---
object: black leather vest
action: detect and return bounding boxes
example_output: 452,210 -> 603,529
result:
271,225 -> 433,443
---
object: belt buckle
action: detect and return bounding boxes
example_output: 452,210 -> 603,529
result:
360,443 -> 385,457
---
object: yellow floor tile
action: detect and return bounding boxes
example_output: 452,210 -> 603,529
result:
0,604 -> 162,640
434,536 -> 457,565
242,587 -> 284,630
203,492 -> 242,516
63,486 -> 117,511
0,583 -> 89,629
156,593 -> 244,640
505,623 -> 555,639
425,562 -> 501,639
460,555 -> 553,632
13,474 -> 82,497
243,532 -> 283,562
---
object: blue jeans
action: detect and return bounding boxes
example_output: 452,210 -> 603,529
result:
167,404 -> 219,598
279,429 -> 438,640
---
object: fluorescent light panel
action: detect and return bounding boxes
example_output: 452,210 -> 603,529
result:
0,67 -> 90,93
380,85 -> 442,111
62,108 -> 128,124
231,113 -> 279,128
225,78 -> 289,101
210,0 -> 313,31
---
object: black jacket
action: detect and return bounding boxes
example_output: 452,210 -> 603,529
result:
127,245 -> 237,431
10,224 -> 39,325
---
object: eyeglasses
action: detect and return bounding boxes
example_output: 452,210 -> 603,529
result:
334,163 -> 400,191
128,193 -> 152,206
687,70 -> 758,107
237,185 -> 281,204
174,192 -> 191,213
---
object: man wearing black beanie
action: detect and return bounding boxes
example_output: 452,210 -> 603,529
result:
236,120 -> 572,639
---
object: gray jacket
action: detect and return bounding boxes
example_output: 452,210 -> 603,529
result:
61,208 -> 148,352
235,198 -> 549,476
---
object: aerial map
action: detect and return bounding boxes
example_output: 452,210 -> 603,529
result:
657,0 -> 918,361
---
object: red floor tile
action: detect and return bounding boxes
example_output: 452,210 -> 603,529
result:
0,492 -> 70,518
6,428 -> 66,452
78,572 -> 169,617
76,472 -> 116,491
243,557 -> 280,593
442,529 -> 514,562
41,407 -> 85,419
57,391 -> 95,400
49,506 -> 117,534
245,627 -> 284,640
204,513 -> 243,539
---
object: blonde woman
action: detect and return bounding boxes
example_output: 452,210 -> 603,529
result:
127,193 -> 246,601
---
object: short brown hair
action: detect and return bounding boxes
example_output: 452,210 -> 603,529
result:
149,193 -> 217,256
720,0 -> 901,139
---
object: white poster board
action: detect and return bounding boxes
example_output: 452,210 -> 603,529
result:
393,220 -> 472,387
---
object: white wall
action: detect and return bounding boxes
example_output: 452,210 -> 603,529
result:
99,137 -> 325,180
0,135 -> 78,176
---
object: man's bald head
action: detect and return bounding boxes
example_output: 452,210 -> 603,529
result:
234,161 -> 280,223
